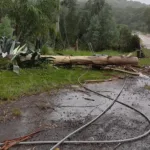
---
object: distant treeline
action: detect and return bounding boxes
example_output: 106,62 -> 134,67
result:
59,0 -> 145,51
106,0 -> 150,32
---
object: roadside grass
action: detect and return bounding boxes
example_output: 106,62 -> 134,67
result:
143,49 -> 150,57
139,49 -> 150,66
0,49 -> 149,102
139,58 -> 150,66
0,66 -> 118,101
56,49 -> 122,56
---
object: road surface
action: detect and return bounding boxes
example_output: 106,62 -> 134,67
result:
137,33 -> 150,49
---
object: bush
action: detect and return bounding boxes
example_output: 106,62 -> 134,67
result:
117,25 -> 140,52
0,58 -> 12,69
41,45 -> 54,55
131,35 -> 141,50
0,16 -> 14,37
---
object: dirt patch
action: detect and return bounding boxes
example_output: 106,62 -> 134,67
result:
0,78 -> 150,150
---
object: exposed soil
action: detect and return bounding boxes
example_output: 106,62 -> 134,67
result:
0,77 -> 150,150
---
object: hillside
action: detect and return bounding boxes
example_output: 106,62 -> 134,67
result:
106,0 -> 146,8
78,0 -> 147,7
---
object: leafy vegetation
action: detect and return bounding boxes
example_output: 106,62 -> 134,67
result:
60,0 -> 141,51
79,0 -> 150,33
106,0 -> 150,33
0,66 -> 119,101
0,0 -> 143,52
138,49 -> 150,66
55,49 -> 122,56
144,7 -> 150,32
0,16 -> 14,37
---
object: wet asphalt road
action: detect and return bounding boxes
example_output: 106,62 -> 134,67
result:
137,33 -> 150,49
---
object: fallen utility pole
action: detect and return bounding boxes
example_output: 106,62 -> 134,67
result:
41,55 -> 138,66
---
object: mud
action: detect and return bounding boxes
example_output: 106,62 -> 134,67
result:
0,77 -> 150,150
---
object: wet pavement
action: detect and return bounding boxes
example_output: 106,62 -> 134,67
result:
137,33 -> 150,49
0,77 -> 150,150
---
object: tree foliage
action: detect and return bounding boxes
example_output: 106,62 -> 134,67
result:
144,7 -> 150,32
0,16 -> 14,37
8,0 -> 58,43
105,0 -> 149,32
0,0 -> 142,52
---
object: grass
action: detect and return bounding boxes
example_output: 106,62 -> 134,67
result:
56,49 -> 122,56
139,58 -> 150,66
0,66 -> 118,101
0,49 -> 150,101
138,49 -> 150,66
131,48 -> 150,66
11,108 -> 22,117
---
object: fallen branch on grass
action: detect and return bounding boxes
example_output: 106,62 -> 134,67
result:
104,67 -> 140,76
85,77 -> 123,83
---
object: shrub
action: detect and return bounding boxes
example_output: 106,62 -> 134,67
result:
0,16 -> 14,37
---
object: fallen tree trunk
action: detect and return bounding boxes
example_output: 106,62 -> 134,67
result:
41,55 -> 139,66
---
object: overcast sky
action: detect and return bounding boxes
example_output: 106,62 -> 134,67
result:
129,0 -> 150,4
79,0 -> 150,5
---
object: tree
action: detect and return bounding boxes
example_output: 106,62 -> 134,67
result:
0,0 -> 12,21
106,0 -> 148,32
117,25 -> 132,51
117,24 -> 139,52
131,34 -> 141,50
8,0 -> 58,44
60,0 -> 79,48
0,16 -> 14,37
83,2 -> 118,51
144,7 -> 150,32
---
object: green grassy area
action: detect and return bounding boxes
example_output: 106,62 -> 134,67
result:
139,49 -> 150,66
0,49 -> 150,102
56,49 -> 122,56
139,58 -> 150,66
0,67 -> 118,101
131,48 -> 150,66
